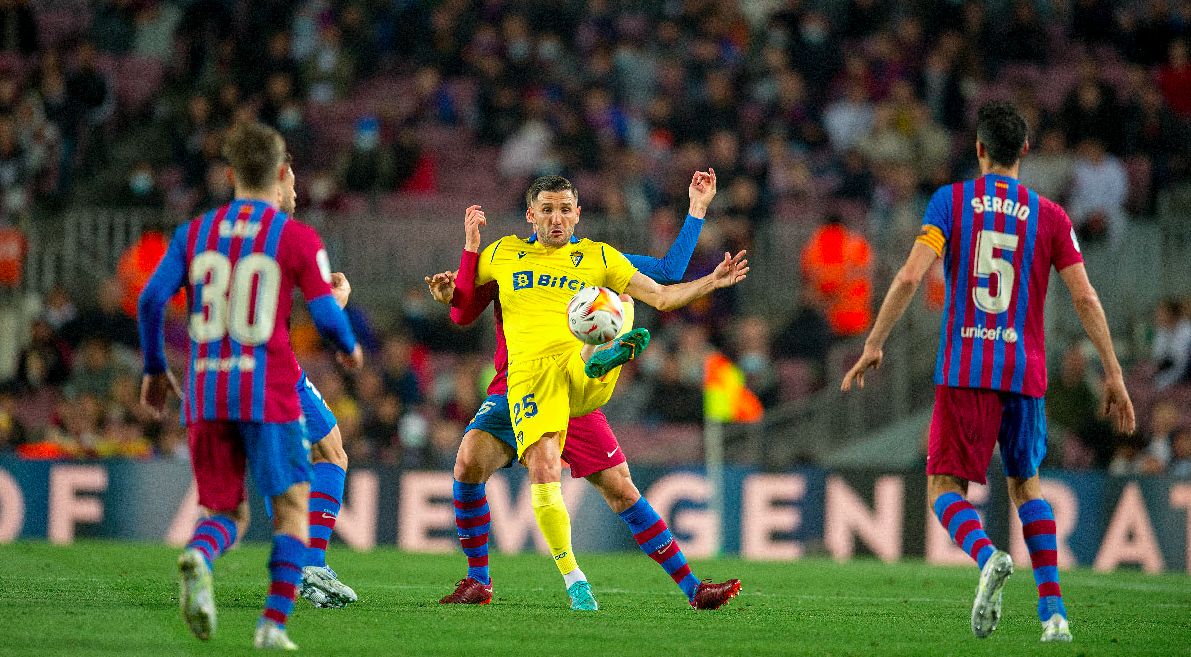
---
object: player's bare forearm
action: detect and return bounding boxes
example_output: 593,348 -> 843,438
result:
865,275 -> 920,350
1072,288 -> 1123,379
1060,263 -> 1123,379
653,275 -> 717,312
628,250 -> 746,312
867,243 -> 938,349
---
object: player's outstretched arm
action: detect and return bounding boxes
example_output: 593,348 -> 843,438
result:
137,227 -> 187,419
1059,263 -> 1136,434
842,242 -> 937,391
625,250 -> 748,312
624,168 -> 716,283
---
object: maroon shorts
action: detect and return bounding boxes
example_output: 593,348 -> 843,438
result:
563,409 -> 627,479
927,385 -> 1049,485
189,421 -> 248,512
188,420 -> 312,511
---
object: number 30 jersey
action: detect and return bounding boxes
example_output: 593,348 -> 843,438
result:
916,174 -> 1083,398
139,199 -> 356,424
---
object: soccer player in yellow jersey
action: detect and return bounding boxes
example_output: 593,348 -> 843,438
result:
472,175 -> 748,609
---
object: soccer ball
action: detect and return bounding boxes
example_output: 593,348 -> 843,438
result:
567,286 -> 624,345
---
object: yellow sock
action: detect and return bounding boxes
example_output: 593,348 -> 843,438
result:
616,298 -> 635,336
531,482 -> 578,576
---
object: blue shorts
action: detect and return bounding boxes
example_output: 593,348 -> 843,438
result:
188,420 -> 313,509
465,393 -> 517,468
927,386 -> 1048,484
297,370 -> 338,443
998,393 -> 1049,479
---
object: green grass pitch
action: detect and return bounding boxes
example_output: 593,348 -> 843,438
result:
0,541 -> 1188,656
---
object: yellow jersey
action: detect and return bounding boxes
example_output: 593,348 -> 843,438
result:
477,234 -> 638,363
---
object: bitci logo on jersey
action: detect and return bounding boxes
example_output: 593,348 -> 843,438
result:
960,326 -> 1018,343
511,270 -> 589,292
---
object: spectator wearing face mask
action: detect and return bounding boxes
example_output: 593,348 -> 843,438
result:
105,160 -> 164,208
337,116 -> 395,194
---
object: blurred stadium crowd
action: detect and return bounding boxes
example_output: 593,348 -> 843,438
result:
0,0 -> 1189,476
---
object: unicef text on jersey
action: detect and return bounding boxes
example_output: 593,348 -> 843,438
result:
960,325 -> 1019,343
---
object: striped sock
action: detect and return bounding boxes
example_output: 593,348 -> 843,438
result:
262,534 -> 305,629
933,492 -> 996,570
618,497 -> 700,601
307,462 -> 345,568
453,480 -> 492,585
186,515 -> 237,571
1018,498 -> 1067,621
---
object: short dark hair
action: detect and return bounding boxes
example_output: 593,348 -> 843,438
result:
222,122 -> 286,190
976,102 -> 1028,167
525,175 -> 578,207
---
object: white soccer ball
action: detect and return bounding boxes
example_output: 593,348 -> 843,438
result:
567,286 -> 625,345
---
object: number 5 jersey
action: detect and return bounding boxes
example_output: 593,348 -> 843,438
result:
916,173 -> 1084,398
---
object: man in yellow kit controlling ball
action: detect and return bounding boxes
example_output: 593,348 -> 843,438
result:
472,175 -> 748,608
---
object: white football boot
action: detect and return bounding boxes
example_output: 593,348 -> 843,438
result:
301,565 -> 358,608
971,550 -> 1013,638
254,620 -> 299,650
177,548 -> 216,640
1040,614 -> 1073,642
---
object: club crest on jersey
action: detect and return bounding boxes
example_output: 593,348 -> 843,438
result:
570,251 -> 583,267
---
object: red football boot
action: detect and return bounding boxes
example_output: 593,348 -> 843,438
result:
690,579 -> 742,610
439,578 -> 493,605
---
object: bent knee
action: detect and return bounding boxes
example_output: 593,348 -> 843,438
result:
453,458 -> 492,483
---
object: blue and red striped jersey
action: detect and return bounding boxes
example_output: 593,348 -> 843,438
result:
917,174 -> 1083,398
138,199 -> 356,424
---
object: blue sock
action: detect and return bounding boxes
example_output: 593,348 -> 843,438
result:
619,497 -> 700,601
262,534 -> 305,629
932,492 -> 996,570
1018,498 -> 1067,621
453,480 -> 491,585
308,462 -> 346,568
186,515 -> 237,571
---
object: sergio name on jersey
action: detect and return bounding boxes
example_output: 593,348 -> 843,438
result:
476,234 -> 637,363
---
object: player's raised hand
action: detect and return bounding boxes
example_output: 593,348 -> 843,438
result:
424,270 -> 457,305
1102,376 -> 1136,435
330,272 -> 352,309
464,204 -> 486,252
711,250 -> 748,288
841,344 -> 883,391
140,370 -> 182,421
338,344 -> 364,370
688,168 -> 717,218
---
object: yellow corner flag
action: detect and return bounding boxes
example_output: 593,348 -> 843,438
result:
703,352 -> 763,423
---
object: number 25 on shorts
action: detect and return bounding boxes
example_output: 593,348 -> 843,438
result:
512,393 -> 538,426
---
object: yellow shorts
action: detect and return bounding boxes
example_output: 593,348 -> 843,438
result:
506,348 -> 621,459
506,298 -> 635,459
